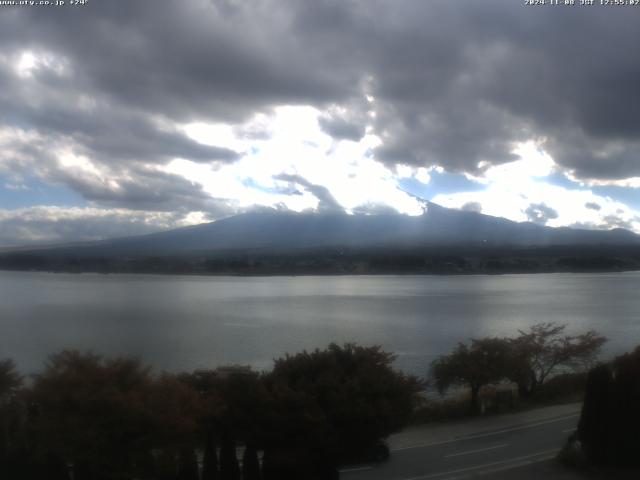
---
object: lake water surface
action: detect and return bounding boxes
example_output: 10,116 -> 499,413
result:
1,271 -> 639,377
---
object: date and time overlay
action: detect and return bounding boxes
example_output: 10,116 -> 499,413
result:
0,0 -> 87,7
1,0 -> 640,8
526,0 -> 640,6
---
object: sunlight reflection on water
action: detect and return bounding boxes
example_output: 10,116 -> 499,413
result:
1,271 -> 638,378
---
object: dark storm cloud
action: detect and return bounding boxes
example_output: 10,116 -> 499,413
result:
0,131 -> 236,217
2,0 -> 640,221
296,0 -> 640,180
362,1 -> 640,178
297,0 -> 640,179
0,62 -> 240,165
0,0 -> 360,123
58,167 -> 228,214
525,203 -> 559,226
318,100 -> 370,142
318,115 -> 366,142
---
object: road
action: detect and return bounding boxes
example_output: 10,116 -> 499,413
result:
340,404 -> 581,480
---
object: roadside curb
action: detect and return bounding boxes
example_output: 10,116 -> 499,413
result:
389,403 -> 581,451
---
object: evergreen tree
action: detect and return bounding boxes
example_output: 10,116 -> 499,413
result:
609,347 -> 640,466
6,447 -> 36,480
578,364 -> 611,465
45,453 -> 71,480
177,446 -> 199,480
73,459 -> 97,480
156,449 -> 179,480
260,448 -> 275,480
578,346 -> 640,467
242,442 -> 261,480
219,430 -> 240,480
133,449 -> 157,479
201,431 -> 219,480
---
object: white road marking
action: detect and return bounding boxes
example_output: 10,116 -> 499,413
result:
444,443 -> 508,458
391,413 -> 579,452
400,448 -> 559,480
339,466 -> 373,473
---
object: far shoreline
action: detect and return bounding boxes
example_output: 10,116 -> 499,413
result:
1,265 -> 639,278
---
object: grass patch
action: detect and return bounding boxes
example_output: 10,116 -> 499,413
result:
411,373 -> 587,424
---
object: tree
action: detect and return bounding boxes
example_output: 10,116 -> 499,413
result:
431,338 -> 512,414
242,442 -> 261,480
266,343 -> 423,465
201,431 -> 219,480
183,366 -> 266,441
144,373 -> 203,451
508,323 -> 606,397
578,346 -> 640,467
29,351 -> 155,478
0,358 -> 24,466
219,429 -> 240,480
609,346 -> 640,465
177,446 -> 199,480
29,351 -> 203,479
0,359 -> 23,400
156,448 -> 179,480
577,364 -> 612,465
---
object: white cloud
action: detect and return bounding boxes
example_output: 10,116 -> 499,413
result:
566,173 -> 640,189
472,140 -> 555,185
170,105 -> 425,215
6,49 -> 70,80
183,122 -> 248,152
433,142 -> 640,232
0,206 -> 192,247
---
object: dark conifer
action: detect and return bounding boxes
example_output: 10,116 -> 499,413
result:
45,452 -> 71,480
156,449 -> 179,480
578,364 -> 612,465
242,442 -> 261,480
201,431 -> 219,480
609,347 -> 640,466
219,430 -> 240,480
177,446 -> 199,480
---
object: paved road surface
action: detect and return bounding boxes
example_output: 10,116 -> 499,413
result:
340,404 -> 581,480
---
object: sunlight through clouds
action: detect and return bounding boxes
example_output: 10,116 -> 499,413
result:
3,1 -> 640,245
172,105 -> 425,216
433,141 -> 640,232
12,50 -> 70,79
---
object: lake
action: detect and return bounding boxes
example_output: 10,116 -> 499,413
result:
1,270 -> 638,377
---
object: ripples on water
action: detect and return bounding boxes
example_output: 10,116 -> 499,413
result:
1,271 -> 638,377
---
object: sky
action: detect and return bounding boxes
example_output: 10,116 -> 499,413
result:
1,0 -> 640,247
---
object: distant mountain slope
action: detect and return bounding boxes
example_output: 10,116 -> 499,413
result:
17,202 -> 640,258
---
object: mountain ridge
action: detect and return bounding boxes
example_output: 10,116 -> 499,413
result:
2,203 -> 640,275
5,202 -> 640,257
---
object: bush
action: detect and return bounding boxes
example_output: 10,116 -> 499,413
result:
265,343 -> 423,464
527,372 -> 587,404
411,392 -> 474,423
2,344 -> 424,477
578,346 -> 640,467
556,433 -> 587,469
